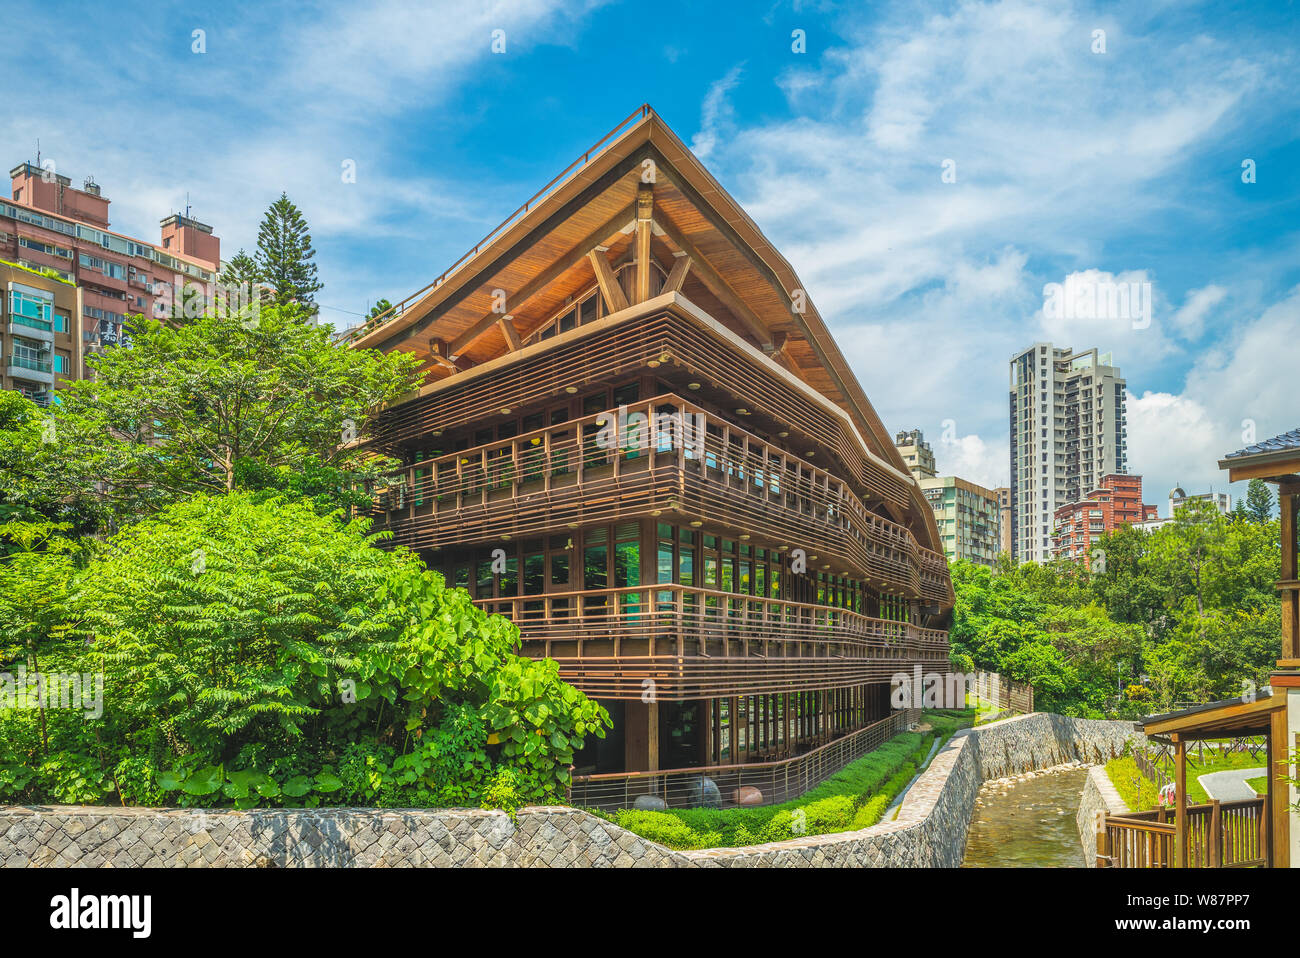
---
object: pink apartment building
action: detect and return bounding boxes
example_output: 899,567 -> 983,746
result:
1,162 -> 222,391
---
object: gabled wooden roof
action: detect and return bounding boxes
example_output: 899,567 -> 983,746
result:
349,105 -> 945,553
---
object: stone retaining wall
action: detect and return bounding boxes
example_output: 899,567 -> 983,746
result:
1076,765 -> 1132,868
0,712 -> 1145,868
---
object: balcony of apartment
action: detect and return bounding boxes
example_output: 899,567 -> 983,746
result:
6,311 -> 54,344
7,350 -> 53,385
476,582 -> 949,700
375,393 -> 950,604
13,383 -> 51,407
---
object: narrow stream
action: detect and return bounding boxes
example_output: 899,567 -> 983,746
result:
962,767 -> 1088,867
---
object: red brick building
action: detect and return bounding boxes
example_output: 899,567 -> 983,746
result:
1051,473 -> 1157,564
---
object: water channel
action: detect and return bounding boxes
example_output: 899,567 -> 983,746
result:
961,767 -> 1088,867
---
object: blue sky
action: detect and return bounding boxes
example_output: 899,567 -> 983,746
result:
9,0 -> 1299,506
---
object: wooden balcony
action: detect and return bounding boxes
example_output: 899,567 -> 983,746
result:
475,583 -> 949,700
372,303 -> 915,514
376,393 -> 952,605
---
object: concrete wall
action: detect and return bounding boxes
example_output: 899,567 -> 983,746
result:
0,712 -> 1144,868
1076,764 -> 1132,868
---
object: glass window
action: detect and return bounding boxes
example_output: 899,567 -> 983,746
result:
523,553 -> 544,595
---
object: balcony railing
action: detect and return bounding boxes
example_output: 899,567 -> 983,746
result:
371,308 -> 916,513
377,393 -> 951,603
475,583 -> 948,699
568,707 -> 921,810
9,353 -> 51,373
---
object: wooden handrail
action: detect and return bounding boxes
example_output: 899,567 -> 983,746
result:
376,392 -> 948,594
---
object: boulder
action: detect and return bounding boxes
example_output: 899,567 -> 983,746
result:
633,795 -> 668,811
731,786 -> 764,806
691,775 -> 722,809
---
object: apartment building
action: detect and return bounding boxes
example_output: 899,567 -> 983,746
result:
1052,473 -> 1156,564
1134,486 -> 1232,531
0,261 -> 83,406
1009,343 -> 1128,563
2,162 -> 221,384
995,486 -> 1012,557
918,475 -> 1003,568
894,428 -> 936,479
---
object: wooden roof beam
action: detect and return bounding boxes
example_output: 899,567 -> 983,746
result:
588,248 -> 630,313
447,202 -> 636,356
498,316 -> 521,351
652,212 -> 772,350
663,252 -> 691,292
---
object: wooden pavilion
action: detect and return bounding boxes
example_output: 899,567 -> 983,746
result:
1130,427 -> 1300,867
345,106 -> 954,798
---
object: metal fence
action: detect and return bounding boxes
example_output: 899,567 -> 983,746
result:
568,708 -> 921,811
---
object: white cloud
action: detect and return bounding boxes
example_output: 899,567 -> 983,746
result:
0,0 -> 598,327
932,431 -> 1011,491
1128,285 -> 1300,507
691,65 -> 745,161
1170,284 -> 1228,341
688,0 -> 1276,507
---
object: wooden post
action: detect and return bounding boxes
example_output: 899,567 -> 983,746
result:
1280,486 -> 1299,663
1209,799 -> 1222,868
635,185 -> 653,305
1096,813 -> 1110,868
1175,735 -> 1188,868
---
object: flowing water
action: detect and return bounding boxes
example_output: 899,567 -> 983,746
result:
961,766 -> 1088,867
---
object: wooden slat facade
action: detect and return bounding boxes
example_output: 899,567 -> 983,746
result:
354,108 -> 955,782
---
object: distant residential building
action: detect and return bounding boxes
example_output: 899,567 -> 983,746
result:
1010,343 -> 1128,563
995,486 -> 1012,557
919,474 -> 1002,567
0,261 -> 82,406
1133,486 -> 1232,531
2,162 -> 222,390
894,428 -> 936,479
1052,473 -> 1156,564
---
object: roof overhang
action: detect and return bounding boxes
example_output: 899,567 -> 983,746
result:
349,107 -> 946,554
1141,692 -> 1283,740
1218,448 -> 1300,484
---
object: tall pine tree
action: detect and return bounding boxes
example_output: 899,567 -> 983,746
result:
254,194 -> 323,313
1245,477 -> 1275,523
219,248 -> 260,290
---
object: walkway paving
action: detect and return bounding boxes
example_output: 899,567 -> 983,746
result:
1198,767 -> 1266,802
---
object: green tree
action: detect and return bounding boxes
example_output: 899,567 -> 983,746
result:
254,193 -> 323,311
1246,478 -> 1275,523
218,248 -> 261,292
368,298 -> 393,319
49,304 -> 422,513
0,391 -> 107,535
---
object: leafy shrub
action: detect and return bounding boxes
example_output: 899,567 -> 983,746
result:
0,493 -> 609,809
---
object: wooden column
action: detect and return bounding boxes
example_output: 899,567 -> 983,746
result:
698,698 -> 714,768
624,701 -> 659,772
1175,735 -> 1188,867
634,185 -> 653,305
1281,484 -> 1298,663
1270,706 -> 1290,866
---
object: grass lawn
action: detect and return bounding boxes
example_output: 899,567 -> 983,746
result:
594,708 -> 974,849
1246,776 -> 1270,796
1106,745 -> 1270,811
